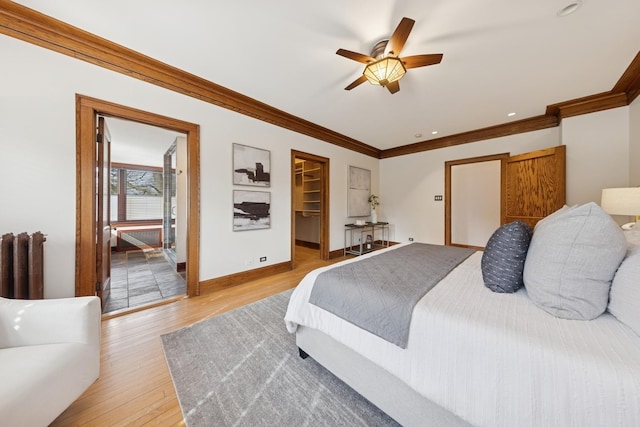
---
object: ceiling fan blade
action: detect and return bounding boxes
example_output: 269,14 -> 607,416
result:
386,81 -> 400,94
345,75 -> 368,90
402,54 -> 443,69
388,17 -> 415,56
336,49 -> 375,64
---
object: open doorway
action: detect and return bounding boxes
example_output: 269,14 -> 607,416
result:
103,117 -> 188,314
75,95 -> 200,312
291,150 -> 330,266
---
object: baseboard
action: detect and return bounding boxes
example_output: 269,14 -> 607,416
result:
199,261 -> 292,293
176,262 -> 186,272
201,241 -> 401,291
295,239 -> 320,249
329,248 -> 346,259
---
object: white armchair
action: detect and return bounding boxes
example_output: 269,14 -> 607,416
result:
0,296 -> 101,427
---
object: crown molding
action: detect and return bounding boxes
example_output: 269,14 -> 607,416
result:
1,2 -> 638,160
545,92 -> 629,119
382,50 -> 640,158
0,1 -> 380,158
612,50 -> 640,104
380,115 -> 558,158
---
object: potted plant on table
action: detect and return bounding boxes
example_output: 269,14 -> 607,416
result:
368,194 -> 380,224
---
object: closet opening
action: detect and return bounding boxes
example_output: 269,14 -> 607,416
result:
291,150 -> 330,266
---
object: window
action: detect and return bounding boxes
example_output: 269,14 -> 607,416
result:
111,164 -> 172,222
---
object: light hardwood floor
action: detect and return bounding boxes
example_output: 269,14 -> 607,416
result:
52,246 -> 348,426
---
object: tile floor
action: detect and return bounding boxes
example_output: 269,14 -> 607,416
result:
104,248 -> 186,314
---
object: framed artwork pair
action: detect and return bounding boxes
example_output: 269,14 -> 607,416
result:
232,143 -> 271,231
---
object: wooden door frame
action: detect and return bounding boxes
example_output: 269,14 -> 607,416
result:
444,153 -> 508,247
76,94 -> 201,298
291,150 -> 330,264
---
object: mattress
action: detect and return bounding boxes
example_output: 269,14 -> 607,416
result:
284,243 -> 640,427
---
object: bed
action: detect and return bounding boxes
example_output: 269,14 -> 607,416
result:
285,204 -> 640,427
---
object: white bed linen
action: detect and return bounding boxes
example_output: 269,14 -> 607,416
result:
285,244 -> 640,427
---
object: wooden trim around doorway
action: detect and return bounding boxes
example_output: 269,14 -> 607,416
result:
75,94 -> 201,298
444,153 -> 509,246
291,150 -> 330,264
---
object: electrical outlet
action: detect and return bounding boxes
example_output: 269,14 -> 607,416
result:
260,256 -> 267,262
409,237 -> 414,241
434,195 -> 443,201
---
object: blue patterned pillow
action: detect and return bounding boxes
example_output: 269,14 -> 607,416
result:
481,221 -> 533,293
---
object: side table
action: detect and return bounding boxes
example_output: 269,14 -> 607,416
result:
344,222 -> 390,256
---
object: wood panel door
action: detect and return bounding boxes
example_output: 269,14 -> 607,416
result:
96,116 -> 111,308
445,145 -> 566,247
505,145 -> 566,228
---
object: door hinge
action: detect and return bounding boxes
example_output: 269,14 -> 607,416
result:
97,133 -> 103,143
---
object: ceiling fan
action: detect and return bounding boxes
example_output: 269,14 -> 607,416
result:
336,17 -> 443,94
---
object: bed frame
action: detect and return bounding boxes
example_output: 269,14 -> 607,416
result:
296,325 -> 472,427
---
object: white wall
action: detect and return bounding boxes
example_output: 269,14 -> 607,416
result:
561,107 -> 630,204
0,35 -> 378,298
2,33 -> 637,298
380,128 -> 560,244
381,105 -> 638,245
630,97 -> 640,186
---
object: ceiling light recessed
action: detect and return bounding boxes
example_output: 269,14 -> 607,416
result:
507,112 -> 516,117
557,1 -> 582,17
414,133 -> 423,138
431,131 -> 438,135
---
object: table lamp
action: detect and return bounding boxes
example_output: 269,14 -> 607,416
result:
601,187 -> 640,229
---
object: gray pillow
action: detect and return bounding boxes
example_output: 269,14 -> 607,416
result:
481,221 -> 533,293
533,204 -> 574,231
608,239 -> 640,336
523,202 -> 627,320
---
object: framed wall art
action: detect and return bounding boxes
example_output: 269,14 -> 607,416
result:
233,190 -> 271,231
348,165 -> 370,217
233,143 -> 271,187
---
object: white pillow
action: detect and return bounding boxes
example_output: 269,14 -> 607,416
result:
608,238 -> 640,336
523,202 -> 627,320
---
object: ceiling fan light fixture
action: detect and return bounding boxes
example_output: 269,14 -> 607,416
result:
363,57 -> 406,87
337,17 -> 441,94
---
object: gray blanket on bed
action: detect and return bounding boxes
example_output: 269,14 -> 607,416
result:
309,243 -> 475,348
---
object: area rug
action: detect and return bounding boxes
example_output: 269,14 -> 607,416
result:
161,290 -> 398,427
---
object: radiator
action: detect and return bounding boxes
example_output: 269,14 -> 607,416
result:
0,232 -> 46,299
116,228 -> 162,251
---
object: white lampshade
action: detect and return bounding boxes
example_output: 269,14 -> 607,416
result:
601,187 -> 640,229
601,187 -> 640,215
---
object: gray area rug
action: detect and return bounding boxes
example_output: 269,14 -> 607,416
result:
161,290 -> 399,427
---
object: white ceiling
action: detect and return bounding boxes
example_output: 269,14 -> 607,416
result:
16,0 -> 640,151
106,117 -> 184,167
